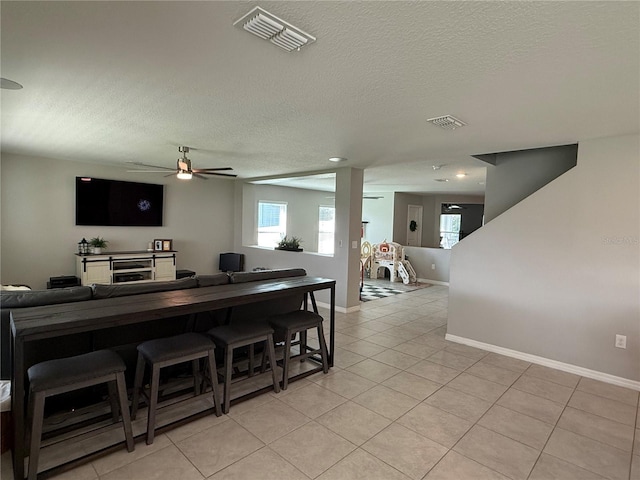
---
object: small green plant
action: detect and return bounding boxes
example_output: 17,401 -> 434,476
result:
89,237 -> 108,248
277,236 -> 302,250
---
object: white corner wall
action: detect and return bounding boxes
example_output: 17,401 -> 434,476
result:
448,134 -> 640,383
234,168 -> 364,311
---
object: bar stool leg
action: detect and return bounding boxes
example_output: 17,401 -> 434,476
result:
146,365 -> 161,445
248,344 -> 255,377
206,350 -> 222,417
266,334 -> 281,394
27,391 -> 45,480
281,329 -> 293,390
299,330 -> 308,362
259,346 -> 268,374
115,372 -> 135,452
192,359 -> 201,395
131,353 -> 146,420
107,381 -> 120,422
317,323 -> 330,374
223,346 -> 233,414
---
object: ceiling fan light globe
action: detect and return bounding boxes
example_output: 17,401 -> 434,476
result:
177,170 -> 192,180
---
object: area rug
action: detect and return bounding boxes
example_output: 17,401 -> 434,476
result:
360,282 -> 431,302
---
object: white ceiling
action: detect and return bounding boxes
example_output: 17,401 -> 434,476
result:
1,1 -> 638,196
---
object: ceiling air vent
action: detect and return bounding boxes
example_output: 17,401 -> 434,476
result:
427,115 -> 466,130
234,6 -> 316,52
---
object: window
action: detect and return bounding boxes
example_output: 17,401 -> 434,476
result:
258,201 -> 287,248
440,214 -> 461,249
318,206 -> 335,254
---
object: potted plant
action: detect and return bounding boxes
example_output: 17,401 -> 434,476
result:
275,236 -> 303,252
89,237 -> 108,254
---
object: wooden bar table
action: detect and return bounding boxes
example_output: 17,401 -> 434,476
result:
10,276 -> 336,480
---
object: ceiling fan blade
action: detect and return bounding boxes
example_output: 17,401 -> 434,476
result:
126,161 -> 175,171
192,167 -> 234,172
201,172 -> 238,178
193,173 -> 208,180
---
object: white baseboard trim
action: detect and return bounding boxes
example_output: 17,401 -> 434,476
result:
316,301 -> 359,314
445,333 -> 640,392
418,278 -> 449,286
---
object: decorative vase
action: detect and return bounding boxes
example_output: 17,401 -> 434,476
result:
91,247 -> 102,255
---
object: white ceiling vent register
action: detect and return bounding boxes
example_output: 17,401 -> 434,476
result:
426,115 -> 467,130
234,6 -> 316,52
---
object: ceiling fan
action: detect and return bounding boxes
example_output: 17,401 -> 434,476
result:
127,146 -> 237,180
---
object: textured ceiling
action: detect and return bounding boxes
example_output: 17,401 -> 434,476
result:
1,1 -> 638,195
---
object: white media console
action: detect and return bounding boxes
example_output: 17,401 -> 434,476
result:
76,251 -> 177,285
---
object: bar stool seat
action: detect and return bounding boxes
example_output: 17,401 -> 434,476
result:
27,350 -> 134,480
131,333 -> 222,445
268,310 -> 329,390
207,322 -> 280,414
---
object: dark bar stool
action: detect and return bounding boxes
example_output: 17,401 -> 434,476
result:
26,350 -> 134,480
131,333 -> 222,445
268,310 -> 329,389
207,322 -> 280,414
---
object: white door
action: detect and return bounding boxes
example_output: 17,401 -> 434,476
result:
155,257 -> 176,281
407,205 -> 423,246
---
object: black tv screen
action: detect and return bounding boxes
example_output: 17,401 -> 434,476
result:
76,177 -> 164,226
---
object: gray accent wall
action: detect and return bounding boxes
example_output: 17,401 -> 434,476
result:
0,153 -> 236,289
483,144 -> 577,222
448,134 -> 639,382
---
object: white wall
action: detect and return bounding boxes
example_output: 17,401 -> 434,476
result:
0,153 -> 235,289
448,134 -> 640,382
241,183 -> 334,252
235,168 -> 364,311
361,193 -> 393,245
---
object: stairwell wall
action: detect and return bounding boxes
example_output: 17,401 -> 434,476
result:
448,134 -> 639,382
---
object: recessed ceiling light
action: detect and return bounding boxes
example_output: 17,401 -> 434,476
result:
329,157 -> 347,163
456,173 -> 467,178
432,164 -> 446,170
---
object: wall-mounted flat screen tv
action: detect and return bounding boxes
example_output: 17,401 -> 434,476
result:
76,177 -> 164,226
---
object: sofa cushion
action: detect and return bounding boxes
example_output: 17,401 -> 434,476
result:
1,286 -> 92,308
229,268 -> 306,284
91,278 -> 198,299
1,286 -> 94,380
196,273 -> 230,288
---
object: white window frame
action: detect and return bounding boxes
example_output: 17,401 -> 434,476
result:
257,201 -> 287,248
317,205 -> 335,255
440,213 -> 461,249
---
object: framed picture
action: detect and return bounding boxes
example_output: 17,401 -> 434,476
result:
153,239 -> 163,251
162,239 -> 173,251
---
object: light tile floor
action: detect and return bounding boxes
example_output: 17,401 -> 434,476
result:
2,282 -> 639,480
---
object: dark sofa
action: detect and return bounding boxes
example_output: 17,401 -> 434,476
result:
1,268 -> 308,380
